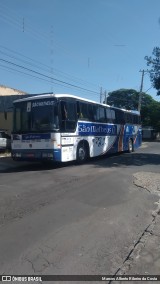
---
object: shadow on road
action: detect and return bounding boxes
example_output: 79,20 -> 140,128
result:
90,152 -> 160,169
0,150 -> 160,173
0,158 -> 71,173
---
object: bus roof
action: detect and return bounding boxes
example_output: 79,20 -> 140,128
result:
13,93 -> 111,106
13,93 -> 140,115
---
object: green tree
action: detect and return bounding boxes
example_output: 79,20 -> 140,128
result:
106,89 -> 139,109
106,89 -> 154,109
106,89 -> 160,130
145,47 -> 160,96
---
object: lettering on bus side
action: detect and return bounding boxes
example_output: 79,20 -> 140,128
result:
22,133 -> 51,140
78,123 -> 117,136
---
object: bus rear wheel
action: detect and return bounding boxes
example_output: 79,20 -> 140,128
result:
128,139 -> 134,153
76,142 -> 88,164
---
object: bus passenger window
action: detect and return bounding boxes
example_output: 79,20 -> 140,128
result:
98,107 -> 106,122
92,105 -> 98,122
133,115 -> 138,125
111,109 -> 116,123
60,101 -> 77,132
106,108 -> 112,123
77,102 -> 81,119
88,104 -> 95,121
79,102 -> 88,120
115,110 -> 125,124
125,113 -> 132,124
61,102 -> 68,120
67,102 -> 76,121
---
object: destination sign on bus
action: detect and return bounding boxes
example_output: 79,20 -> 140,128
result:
32,101 -> 55,107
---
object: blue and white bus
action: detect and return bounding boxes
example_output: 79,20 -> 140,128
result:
11,93 -> 142,163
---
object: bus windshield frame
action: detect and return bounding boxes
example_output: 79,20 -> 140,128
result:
13,98 -> 59,134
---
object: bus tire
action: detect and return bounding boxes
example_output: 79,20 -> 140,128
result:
76,141 -> 89,164
128,139 -> 134,153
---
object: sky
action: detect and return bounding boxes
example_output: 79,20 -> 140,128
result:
0,0 -> 160,104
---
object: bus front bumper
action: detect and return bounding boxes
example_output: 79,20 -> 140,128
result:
11,149 -> 61,162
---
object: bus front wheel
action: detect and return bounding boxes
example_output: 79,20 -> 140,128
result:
128,139 -> 134,153
76,142 -> 88,164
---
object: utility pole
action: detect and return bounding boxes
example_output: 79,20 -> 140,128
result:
100,87 -> 102,103
138,69 -> 145,112
100,88 -> 108,104
104,90 -> 107,104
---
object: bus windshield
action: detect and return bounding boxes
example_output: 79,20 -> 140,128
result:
13,99 -> 59,133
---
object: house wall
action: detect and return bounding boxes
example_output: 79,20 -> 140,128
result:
0,85 -> 25,96
0,85 -> 26,134
0,112 -> 13,134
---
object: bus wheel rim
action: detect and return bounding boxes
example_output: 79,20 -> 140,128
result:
79,147 -> 85,160
129,140 -> 132,152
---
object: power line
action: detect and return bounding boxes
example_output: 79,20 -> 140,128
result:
0,63 -> 100,99
0,2 -> 104,97
0,2 -> 88,65
0,58 -> 99,95
0,0 -> 139,82
0,45 -> 100,90
0,1 -> 108,88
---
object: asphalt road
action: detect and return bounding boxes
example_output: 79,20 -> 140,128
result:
0,142 -> 160,283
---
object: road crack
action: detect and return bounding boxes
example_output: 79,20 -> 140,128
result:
133,172 -> 160,195
25,258 -> 36,273
109,171 -> 160,283
109,207 -> 160,283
